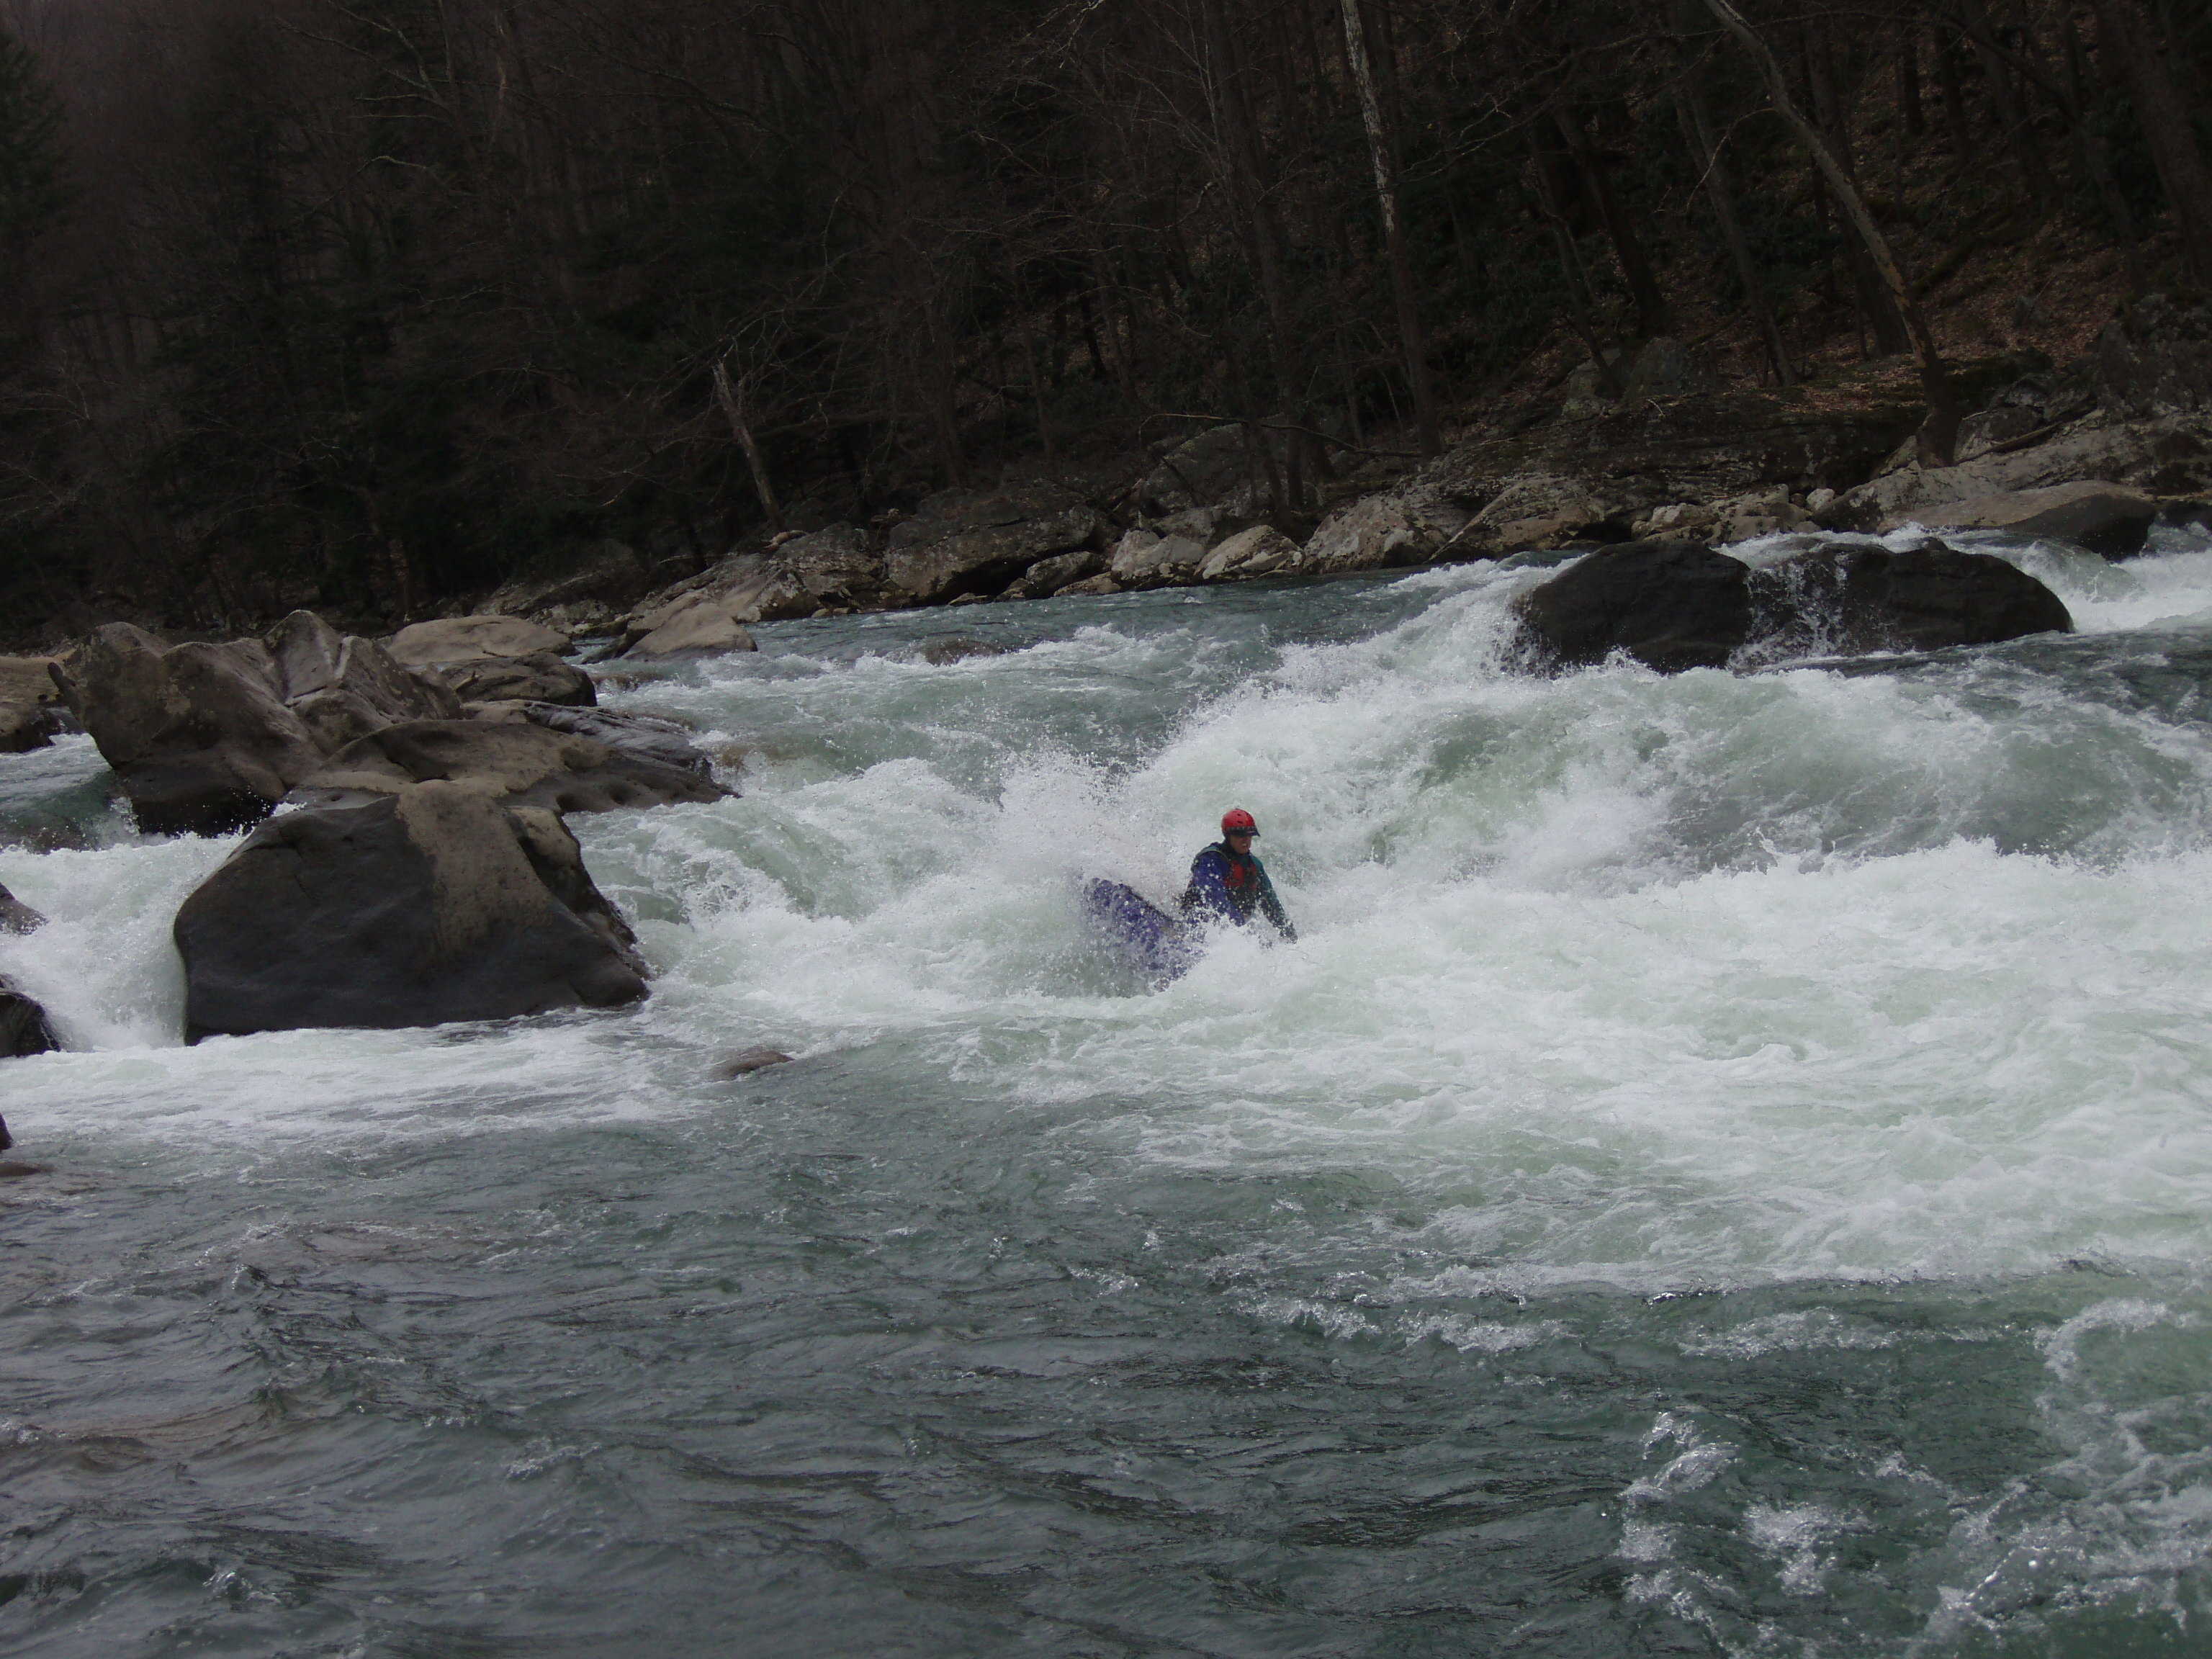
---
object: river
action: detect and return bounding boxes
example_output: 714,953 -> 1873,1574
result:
5,526 -> 2212,1655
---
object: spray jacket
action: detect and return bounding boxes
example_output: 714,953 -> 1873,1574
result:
1180,842 -> 1297,941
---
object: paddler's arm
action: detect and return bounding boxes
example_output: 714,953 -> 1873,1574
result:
1254,859 -> 1297,942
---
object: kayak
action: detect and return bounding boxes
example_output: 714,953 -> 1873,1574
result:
1082,879 -> 1201,985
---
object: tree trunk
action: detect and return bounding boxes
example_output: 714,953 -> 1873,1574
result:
1555,109 -> 1671,339
1701,0 -> 1961,464
1676,84 -> 1795,385
1341,0 -> 1439,454
713,358 -> 786,533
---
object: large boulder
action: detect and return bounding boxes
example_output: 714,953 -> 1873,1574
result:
174,781 -> 649,1041
1511,541 -> 1753,671
1745,542 -> 2073,657
386,614 -> 571,668
1,981 -> 57,1058
287,719 -> 726,816
1885,481 -> 2157,558
1832,415 -> 2212,529
881,483 -> 1103,606
775,525 -> 884,609
1305,480 -> 1475,572
54,623 -> 330,836
432,651 -> 596,706
0,657 -> 68,752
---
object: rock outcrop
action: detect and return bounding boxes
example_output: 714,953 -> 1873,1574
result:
435,651 -> 596,706
1830,415 -> 2212,531
2093,294 -> 2212,419
881,483 -> 1103,606
0,883 -> 44,935
288,717 -> 727,815
1513,539 -> 2073,672
1199,526 -> 1301,580
54,617 -> 463,836
0,657 -> 69,752
175,781 -> 650,1040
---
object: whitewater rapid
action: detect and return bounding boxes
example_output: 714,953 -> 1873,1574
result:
8,523 -> 2212,1654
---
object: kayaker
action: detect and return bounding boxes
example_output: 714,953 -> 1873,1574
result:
1181,808 -> 1297,942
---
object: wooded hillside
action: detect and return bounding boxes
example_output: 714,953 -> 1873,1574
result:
2,0 -> 2207,641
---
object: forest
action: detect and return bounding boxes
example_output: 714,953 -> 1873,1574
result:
1,0 -> 2208,642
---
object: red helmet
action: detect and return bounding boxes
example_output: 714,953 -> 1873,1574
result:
1221,808 -> 1258,835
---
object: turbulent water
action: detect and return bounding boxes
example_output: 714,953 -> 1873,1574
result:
9,526 -> 2212,1655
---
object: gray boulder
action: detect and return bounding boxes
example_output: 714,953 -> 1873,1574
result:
432,650 -> 596,706
387,614 -> 571,668
266,611 -> 462,750
54,623 -> 330,836
1107,529 -> 1207,586
627,592 -> 765,657
1139,424 -> 1254,514
1832,415 -> 2212,530
287,719 -> 727,816
1512,541 -> 1753,672
775,526 -> 884,608
1199,526 -> 1300,581
1886,481 -> 2157,558
1305,480 -> 1476,571
0,656 -> 68,753
174,781 -> 649,1041
881,483 -> 1104,606
518,704 -> 719,780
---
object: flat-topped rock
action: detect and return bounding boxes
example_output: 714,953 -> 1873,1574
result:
287,719 -> 727,815
1881,481 -> 2158,558
387,615 -> 572,667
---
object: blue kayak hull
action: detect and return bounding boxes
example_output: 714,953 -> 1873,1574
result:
1083,880 -> 1201,984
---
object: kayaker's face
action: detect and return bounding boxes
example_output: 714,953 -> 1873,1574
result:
1226,830 -> 1254,854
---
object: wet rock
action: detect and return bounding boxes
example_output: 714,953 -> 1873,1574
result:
1511,540 -> 1752,672
1745,541 -> 2073,658
0,883 -> 43,935
716,1046 -> 793,1078
1053,573 -> 1121,598
1,981 -> 58,1058
1001,547 -> 1104,601
287,719 -> 727,816
627,591 -> 765,657
519,704 -> 718,779
881,483 -> 1104,606
917,636 -> 1012,665
433,651 -> 596,706
176,781 -> 649,1041
0,656 -> 69,753
1889,481 -> 2158,559
54,623 -> 329,836
387,614 -> 571,668
1198,526 -> 1300,581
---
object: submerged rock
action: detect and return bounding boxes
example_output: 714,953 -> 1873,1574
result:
287,719 -> 727,815
716,1046 -> 793,1078
0,882 -> 42,935
175,781 -> 650,1041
